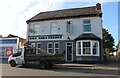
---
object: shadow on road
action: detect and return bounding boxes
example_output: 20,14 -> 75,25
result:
17,64 -> 119,76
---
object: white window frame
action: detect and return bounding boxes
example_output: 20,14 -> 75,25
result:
47,42 -> 53,54
54,42 -> 59,54
76,40 -> 99,56
36,43 -> 41,54
92,41 -> 99,55
31,43 -> 35,48
82,41 -> 91,55
83,19 -> 91,33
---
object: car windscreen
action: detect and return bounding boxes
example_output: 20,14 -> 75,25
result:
13,48 -> 22,57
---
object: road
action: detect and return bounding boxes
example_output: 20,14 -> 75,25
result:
1,63 -> 119,76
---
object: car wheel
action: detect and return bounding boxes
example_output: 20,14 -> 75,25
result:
10,61 -> 16,67
39,61 -> 47,69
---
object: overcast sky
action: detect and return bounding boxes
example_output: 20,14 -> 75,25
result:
0,0 -> 119,45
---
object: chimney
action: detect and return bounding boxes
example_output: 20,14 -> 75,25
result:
96,3 -> 101,10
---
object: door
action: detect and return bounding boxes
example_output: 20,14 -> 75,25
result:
14,48 -> 23,65
66,42 -> 73,62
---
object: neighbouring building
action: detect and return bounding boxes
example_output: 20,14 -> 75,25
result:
117,42 -> 120,57
26,3 -> 103,63
0,34 -> 26,59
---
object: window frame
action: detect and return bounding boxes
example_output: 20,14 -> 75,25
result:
36,43 -> 41,54
92,41 -> 99,55
47,42 -> 53,54
76,40 -> 99,56
83,19 -> 91,33
82,41 -> 91,55
34,24 -> 40,35
54,42 -> 59,54
50,22 -> 58,34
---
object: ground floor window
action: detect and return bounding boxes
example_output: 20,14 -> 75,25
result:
36,43 -> 41,54
47,42 -> 59,54
76,40 -> 99,56
47,42 -> 53,54
54,42 -> 59,54
83,41 -> 91,55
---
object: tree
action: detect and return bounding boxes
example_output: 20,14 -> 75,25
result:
102,28 -> 115,57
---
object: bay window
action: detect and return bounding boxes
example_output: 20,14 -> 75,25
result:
76,40 -> 99,56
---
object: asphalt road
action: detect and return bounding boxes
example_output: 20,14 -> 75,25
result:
1,63 -> 119,76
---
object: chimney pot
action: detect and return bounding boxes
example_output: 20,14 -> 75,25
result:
96,3 -> 101,10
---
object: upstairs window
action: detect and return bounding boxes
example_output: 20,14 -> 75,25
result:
66,21 -> 71,33
66,21 -> 72,34
83,20 -> 91,32
34,24 -> 40,34
50,22 -> 58,34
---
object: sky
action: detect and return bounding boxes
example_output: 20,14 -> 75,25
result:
118,2 -> 120,41
0,0 -> 119,45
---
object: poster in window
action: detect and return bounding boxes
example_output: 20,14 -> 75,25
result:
5,47 -> 13,57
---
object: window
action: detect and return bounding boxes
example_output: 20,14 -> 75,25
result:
31,43 -> 35,48
47,42 -> 60,54
83,20 -> 91,32
92,41 -> 98,55
47,43 -> 53,54
54,42 -> 59,54
76,40 -> 99,56
66,21 -> 70,33
29,25 -> 35,34
37,43 -> 41,54
77,42 -> 81,55
83,41 -> 91,54
51,22 -> 58,34
34,24 -> 40,34
0,47 -> 5,56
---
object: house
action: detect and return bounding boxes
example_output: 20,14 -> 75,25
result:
26,3 -> 103,63
0,34 -> 26,59
117,42 -> 120,57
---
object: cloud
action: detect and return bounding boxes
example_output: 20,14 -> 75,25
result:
47,0 -> 119,2
0,0 -> 118,38
0,0 -> 64,38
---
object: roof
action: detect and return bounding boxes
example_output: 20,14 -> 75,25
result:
0,34 -> 26,40
75,33 -> 101,41
26,3 -> 102,23
7,34 -> 18,37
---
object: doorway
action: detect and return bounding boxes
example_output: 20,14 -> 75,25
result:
66,42 -> 73,62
